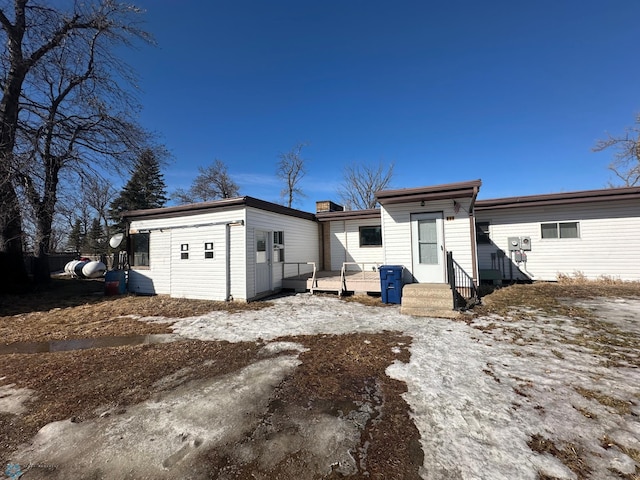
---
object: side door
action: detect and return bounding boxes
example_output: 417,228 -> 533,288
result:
410,212 -> 445,283
255,229 -> 272,294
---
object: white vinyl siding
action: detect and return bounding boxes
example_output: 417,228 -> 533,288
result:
128,229 -> 171,295
381,198 -> 476,283
245,207 -> 319,299
128,209 -> 247,300
328,219 -> 384,271
475,199 -> 640,281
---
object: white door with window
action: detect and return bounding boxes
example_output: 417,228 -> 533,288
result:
411,213 -> 445,283
255,230 -> 272,294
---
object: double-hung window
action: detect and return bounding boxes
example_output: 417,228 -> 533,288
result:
541,222 -> 579,239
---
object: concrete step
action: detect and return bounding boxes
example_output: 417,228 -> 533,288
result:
400,306 -> 461,319
402,283 -> 451,298
401,294 -> 453,310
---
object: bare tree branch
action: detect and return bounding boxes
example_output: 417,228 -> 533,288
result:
276,142 -> 307,208
338,162 -> 394,210
593,113 -> 640,187
173,159 -> 240,204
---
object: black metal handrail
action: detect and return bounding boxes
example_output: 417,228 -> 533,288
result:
446,251 -> 478,310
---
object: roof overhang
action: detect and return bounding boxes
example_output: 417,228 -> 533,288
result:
123,196 -> 317,222
375,179 -> 482,206
475,185 -> 640,211
315,208 -> 381,222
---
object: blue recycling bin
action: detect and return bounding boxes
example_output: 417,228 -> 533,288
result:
380,265 -> 404,304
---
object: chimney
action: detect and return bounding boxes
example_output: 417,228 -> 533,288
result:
315,200 -> 344,213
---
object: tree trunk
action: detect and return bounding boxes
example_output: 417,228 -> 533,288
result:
0,179 -> 30,292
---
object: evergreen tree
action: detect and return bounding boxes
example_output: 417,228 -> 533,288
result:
87,217 -> 105,255
110,149 -> 168,229
67,219 -> 84,253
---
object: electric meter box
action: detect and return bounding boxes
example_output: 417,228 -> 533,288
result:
520,236 -> 532,251
508,237 -> 521,251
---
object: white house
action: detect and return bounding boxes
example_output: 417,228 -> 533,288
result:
121,181 -> 640,305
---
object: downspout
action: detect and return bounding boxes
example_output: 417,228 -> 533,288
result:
225,220 -> 245,301
468,186 -> 479,286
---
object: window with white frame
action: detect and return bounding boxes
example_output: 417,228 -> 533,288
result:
476,221 -> 491,244
130,233 -> 150,267
273,231 -> 284,262
180,243 -> 189,259
541,222 -> 579,239
204,242 -> 214,259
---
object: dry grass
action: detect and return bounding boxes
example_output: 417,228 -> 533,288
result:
528,434 -> 591,479
575,387 -> 634,416
475,281 -> 640,320
0,277 -> 272,343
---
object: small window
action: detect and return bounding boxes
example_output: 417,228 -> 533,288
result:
180,243 -> 189,260
541,222 -> 579,239
131,233 -> 150,266
273,231 -> 285,263
204,242 -> 214,259
476,222 -> 491,244
359,226 -> 382,247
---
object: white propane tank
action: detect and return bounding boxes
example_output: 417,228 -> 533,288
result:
82,261 -> 107,279
64,260 -> 80,275
73,261 -> 89,278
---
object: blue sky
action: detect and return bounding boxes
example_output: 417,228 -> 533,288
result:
123,1 -> 640,211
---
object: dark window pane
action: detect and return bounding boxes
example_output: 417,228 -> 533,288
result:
541,223 -> 558,239
359,226 -> 382,247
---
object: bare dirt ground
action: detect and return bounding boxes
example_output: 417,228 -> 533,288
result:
0,277 -> 638,479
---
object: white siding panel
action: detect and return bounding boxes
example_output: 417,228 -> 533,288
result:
127,230 -> 171,295
128,209 -> 248,300
170,226 -> 228,300
475,199 -> 640,281
328,219 -> 384,271
382,198 -> 476,283
245,208 -> 319,299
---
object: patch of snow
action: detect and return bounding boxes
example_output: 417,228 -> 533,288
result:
12,293 -> 640,480
0,383 -> 35,414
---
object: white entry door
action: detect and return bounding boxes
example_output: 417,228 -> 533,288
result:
411,213 -> 445,283
255,230 -> 272,294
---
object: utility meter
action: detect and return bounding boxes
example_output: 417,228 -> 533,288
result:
521,236 -> 532,251
508,237 -> 521,251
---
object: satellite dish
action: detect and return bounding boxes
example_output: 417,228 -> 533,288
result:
109,232 -> 125,249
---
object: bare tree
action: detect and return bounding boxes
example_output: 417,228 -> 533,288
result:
593,114 -> 640,187
11,2 -> 153,283
173,159 -> 239,204
276,142 -> 307,208
0,0 -> 152,290
338,162 -> 394,210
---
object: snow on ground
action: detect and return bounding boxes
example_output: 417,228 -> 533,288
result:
13,293 -> 640,479
165,293 -> 640,480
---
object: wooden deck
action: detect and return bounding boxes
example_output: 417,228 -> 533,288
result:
282,270 -> 381,295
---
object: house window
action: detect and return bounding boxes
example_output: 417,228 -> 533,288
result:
180,243 -> 189,260
476,221 -> 491,244
273,231 -> 285,263
359,226 -> 382,247
541,222 -> 579,239
131,233 -> 150,266
204,242 -> 214,259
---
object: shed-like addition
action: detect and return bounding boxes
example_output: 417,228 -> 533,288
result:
123,197 -> 319,301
